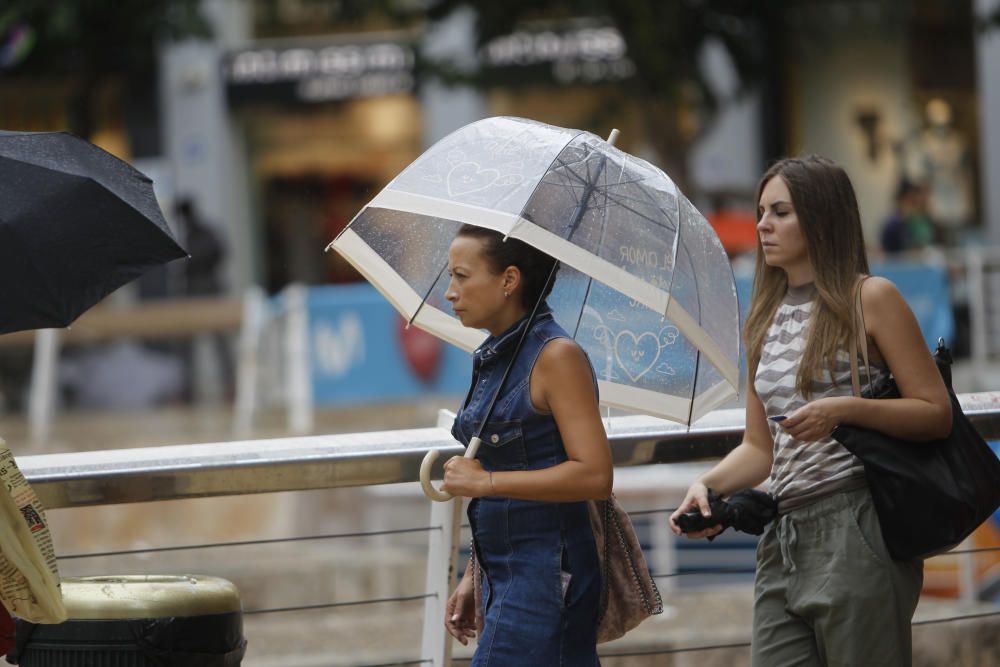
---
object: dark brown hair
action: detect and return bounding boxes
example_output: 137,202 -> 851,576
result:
456,225 -> 559,309
744,155 -> 869,397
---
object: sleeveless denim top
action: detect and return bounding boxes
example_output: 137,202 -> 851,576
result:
451,304 -> 601,665
452,305 -> 571,472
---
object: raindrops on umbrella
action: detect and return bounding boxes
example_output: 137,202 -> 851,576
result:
329,116 -> 740,425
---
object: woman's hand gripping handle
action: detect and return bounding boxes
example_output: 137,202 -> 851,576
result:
420,436 -> 482,502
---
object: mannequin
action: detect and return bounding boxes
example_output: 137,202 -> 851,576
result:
903,99 -> 974,241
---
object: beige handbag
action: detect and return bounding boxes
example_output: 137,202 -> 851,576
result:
471,495 -> 662,644
588,495 -> 662,643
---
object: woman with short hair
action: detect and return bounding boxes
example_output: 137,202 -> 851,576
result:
441,224 -> 613,665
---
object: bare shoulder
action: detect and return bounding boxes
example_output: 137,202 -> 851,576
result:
536,337 -> 590,374
859,275 -> 921,352
531,337 -> 596,414
859,275 -> 908,317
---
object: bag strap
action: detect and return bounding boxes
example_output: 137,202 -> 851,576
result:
848,276 -> 874,398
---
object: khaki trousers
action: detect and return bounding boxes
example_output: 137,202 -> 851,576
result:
752,486 -> 923,666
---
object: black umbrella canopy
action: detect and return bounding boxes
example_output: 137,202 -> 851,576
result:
0,131 -> 188,334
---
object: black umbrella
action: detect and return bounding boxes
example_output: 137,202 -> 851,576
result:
675,488 -> 777,536
0,130 -> 188,334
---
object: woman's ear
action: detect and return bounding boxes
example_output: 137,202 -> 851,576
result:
503,266 -> 522,294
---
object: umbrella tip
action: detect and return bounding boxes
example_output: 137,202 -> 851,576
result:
606,129 -> 620,147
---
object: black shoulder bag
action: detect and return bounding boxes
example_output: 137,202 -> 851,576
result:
831,278 -> 1000,560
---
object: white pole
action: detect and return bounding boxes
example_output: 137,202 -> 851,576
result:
28,329 -> 61,448
233,285 -> 266,437
651,507 -> 677,596
284,284 -> 314,435
421,409 -> 464,666
958,537 -> 977,607
968,248 -> 988,370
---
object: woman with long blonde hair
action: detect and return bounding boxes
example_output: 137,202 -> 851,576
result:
670,156 -> 951,665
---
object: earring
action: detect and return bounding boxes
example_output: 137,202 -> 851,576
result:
503,291 -> 510,298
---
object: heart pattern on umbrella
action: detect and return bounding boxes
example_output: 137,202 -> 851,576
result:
331,116 -> 742,436
447,162 -> 501,197
614,330 -> 662,382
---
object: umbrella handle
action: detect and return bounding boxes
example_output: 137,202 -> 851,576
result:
420,437 -> 482,502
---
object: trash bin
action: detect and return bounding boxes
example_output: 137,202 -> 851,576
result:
9,575 -> 246,666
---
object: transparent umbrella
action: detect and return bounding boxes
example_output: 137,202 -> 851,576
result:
328,117 -> 740,498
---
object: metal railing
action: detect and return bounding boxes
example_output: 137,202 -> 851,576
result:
20,393 -> 1000,666
21,392 -> 1000,509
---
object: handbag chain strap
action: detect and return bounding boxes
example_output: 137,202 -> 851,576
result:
603,498 -> 663,616
599,500 -> 611,620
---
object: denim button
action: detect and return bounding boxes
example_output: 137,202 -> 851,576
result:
490,434 -> 499,443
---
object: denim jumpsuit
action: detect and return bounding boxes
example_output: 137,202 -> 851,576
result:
452,306 -> 601,666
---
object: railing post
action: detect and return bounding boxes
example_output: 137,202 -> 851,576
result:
28,328 -> 61,447
421,410 -> 463,667
968,248 -> 988,367
284,283 -> 313,435
651,512 -> 677,595
233,285 -> 266,438
958,536 -> 977,606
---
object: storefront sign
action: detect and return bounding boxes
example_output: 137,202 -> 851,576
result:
223,39 -> 416,105
223,20 -> 632,106
480,23 -> 635,85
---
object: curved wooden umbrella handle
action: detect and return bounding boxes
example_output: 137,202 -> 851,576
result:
420,436 -> 482,502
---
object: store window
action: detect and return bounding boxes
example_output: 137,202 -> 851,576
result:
242,95 -> 421,291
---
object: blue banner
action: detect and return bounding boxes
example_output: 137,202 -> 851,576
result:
734,261 -> 953,351
304,284 -> 471,406
872,261 -> 953,349
304,260 -> 953,407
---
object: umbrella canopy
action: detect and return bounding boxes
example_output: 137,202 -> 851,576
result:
329,117 -> 740,424
0,131 -> 187,334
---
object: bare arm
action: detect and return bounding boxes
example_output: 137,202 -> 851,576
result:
441,339 -> 612,501
669,383 -> 774,536
780,277 -> 952,442
699,385 -> 774,494
491,339 -> 612,500
445,558 -> 477,644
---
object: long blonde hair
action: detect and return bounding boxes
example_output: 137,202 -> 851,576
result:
745,156 -> 869,397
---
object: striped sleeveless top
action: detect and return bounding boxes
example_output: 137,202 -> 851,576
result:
754,282 -> 887,512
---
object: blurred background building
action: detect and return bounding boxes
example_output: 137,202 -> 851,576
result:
1,0 -> 998,416
1,0 -> 996,290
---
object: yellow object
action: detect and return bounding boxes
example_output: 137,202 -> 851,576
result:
0,438 -> 66,623
61,575 -> 241,620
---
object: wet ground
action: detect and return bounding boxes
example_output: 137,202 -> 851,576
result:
0,396 -> 456,453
